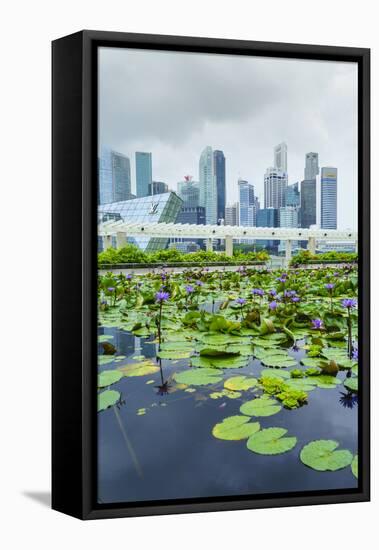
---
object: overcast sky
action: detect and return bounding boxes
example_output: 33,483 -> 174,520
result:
99,47 -> 358,230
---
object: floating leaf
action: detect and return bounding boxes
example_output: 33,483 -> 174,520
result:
300,440 -> 353,471
157,349 -> 192,359
119,360 -> 160,377
285,379 -> 317,392
98,369 -> 123,388
344,377 -> 358,392
173,368 -> 223,386
259,369 -> 290,380
212,415 -> 260,440
199,347 -> 240,357
210,389 -> 241,399
240,396 -> 282,417
98,389 -> 120,412
98,355 -> 115,366
247,427 -> 297,455
351,455 -> 358,478
98,334 -> 114,342
261,354 -> 297,368
224,376 -> 257,391
191,354 -> 247,369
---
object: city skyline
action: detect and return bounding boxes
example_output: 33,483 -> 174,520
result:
99,47 -> 358,230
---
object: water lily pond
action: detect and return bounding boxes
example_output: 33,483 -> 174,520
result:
97,265 -> 359,503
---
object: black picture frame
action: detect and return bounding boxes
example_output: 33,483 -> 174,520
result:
52,30 -> 370,520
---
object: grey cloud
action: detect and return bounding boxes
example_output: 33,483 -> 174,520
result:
99,47 -> 357,230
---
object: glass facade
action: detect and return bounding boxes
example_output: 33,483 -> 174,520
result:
98,192 -> 183,252
285,182 -> 300,207
300,179 -> 317,228
199,146 -> 217,225
238,179 -> 255,226
214,150 -> 226,222
99,147 -> 132,205
321,167 -> 337,229
135,152 -> 152,197
177,179 -> 200,207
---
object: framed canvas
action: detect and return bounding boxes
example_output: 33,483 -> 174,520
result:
52,30 -> 370,520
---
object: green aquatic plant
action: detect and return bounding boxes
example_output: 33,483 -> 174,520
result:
247,427 -> 297,455
173,368 -> 223,386
300,440 -> 353,471
351,454 -> 358,478
98,389 -> 121,412
212,416 -> 260,440
224,376 -> 258,391
240,395 -> 282,417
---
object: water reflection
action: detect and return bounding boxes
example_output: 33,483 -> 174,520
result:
339,391 -> 358,409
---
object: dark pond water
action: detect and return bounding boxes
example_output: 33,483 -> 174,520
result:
97,327 -> 358,504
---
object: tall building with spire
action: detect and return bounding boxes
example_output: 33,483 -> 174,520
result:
199,146 -> 217,225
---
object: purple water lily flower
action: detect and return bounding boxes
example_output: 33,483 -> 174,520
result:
126,274 -> 133,280
236,297 -> 246,305
277,277 -> 287,283
196,280 -> 204,287
269,289 -> 277,297
342,298 -> 357,309
325,283 -> 334,290
252,288 -> 264,296
291,296 -> 300,303
269,301 -> 278,310
107,287 -> 115,292
155,291 -> 170,302
352,347 -> 358,361
311,318 -> 323,330
185,285 -> 194,294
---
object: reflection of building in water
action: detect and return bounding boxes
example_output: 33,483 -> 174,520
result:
140,337 -> 157,359
111,331 -> 136,357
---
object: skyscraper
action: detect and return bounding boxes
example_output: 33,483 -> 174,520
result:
135,152 -> 152,197
279,207 -> 298,228
321,167 -> 337,229
99,147 -> 132,205
304,152 -> 319,180
264,167 -> 288,209
177,176 -> 200,208
274,142 -> 288,172
300,179 -> 317,228
285,182 -> 300,207
199,146 -> 217,225
238,179 -> 255,226
256,208 -> 279,228
225,202 -> 239,226
149,181 -> 168,195
213,150 -> 226,222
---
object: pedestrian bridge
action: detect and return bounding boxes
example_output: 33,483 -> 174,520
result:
98,221 -> 357,259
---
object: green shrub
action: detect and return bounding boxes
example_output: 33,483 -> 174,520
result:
290,249 -> 357,266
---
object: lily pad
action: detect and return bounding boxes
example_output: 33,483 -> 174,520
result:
98,355 -> 115,366
259,369 -> 290,380
157,349 -> 192,359
98,389 -> 120,412
98,334 -> 114,342
191,354 -> 247,369
351,454 -> 358,478
173,368 -> 223,386
212,415 -> 260,440
240,395 -> 282,417
261,354 -> 297,368
119,360 -> 160,377
210,389 -> 241,399
300,440 -> 353,471
247,427 -> 297,455
98,369 -> 123,388
344,377 -> 358,392
224,376 -> 258,391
